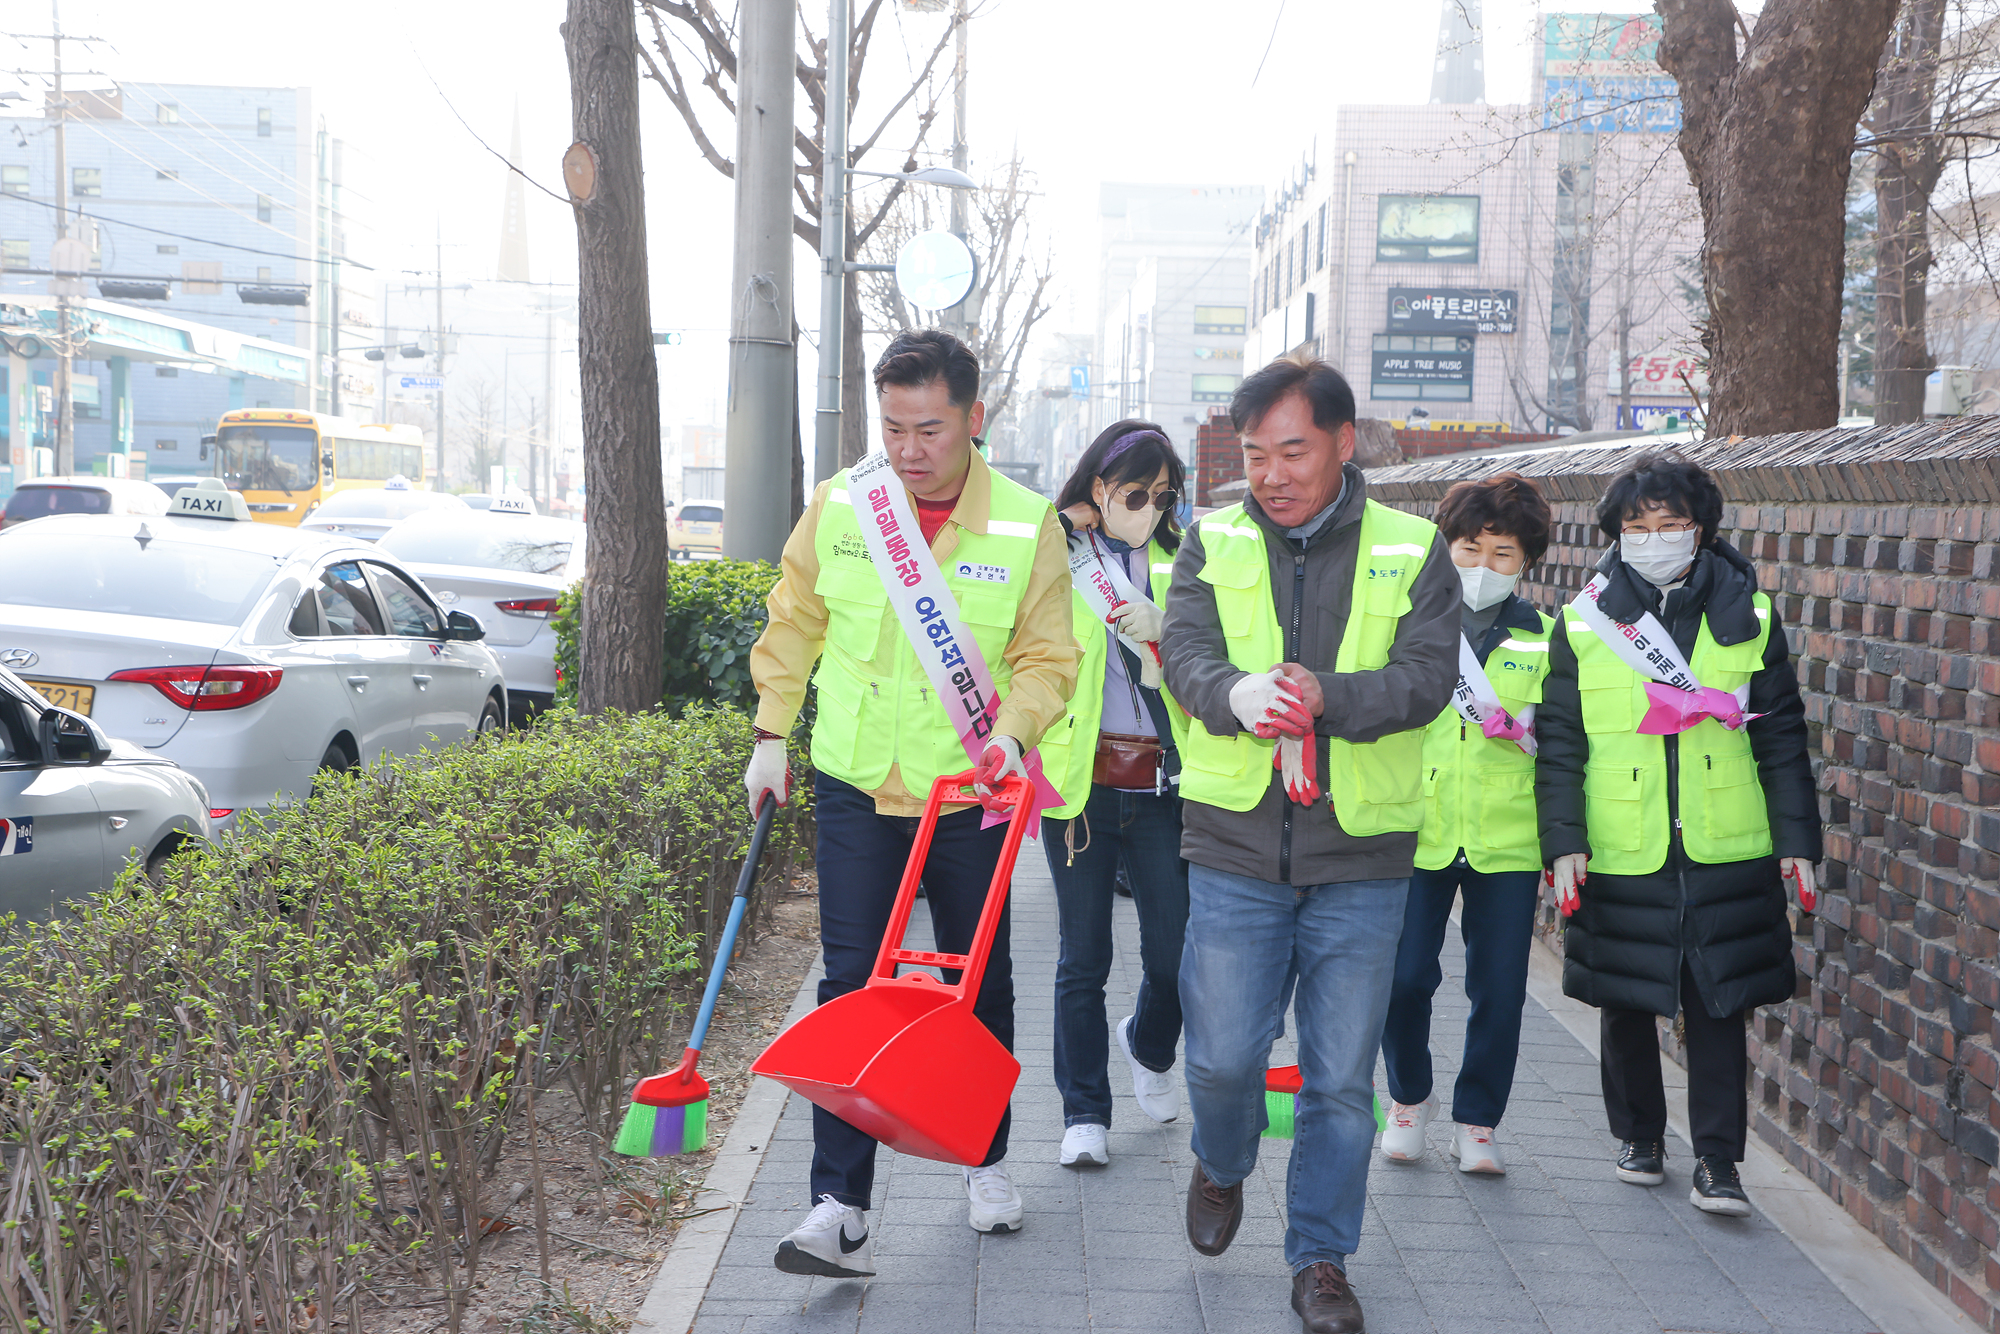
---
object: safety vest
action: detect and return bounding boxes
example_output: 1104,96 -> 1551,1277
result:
1566,592 -> 1776,874
808,467 -> 1051,797
1041,539 -> 1188,819
1180,499 -> 1437,834
1415,610 -> 1554,874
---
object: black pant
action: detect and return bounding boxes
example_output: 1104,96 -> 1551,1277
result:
1599,962 -> 1748,1161
809,771 -> 1014,1210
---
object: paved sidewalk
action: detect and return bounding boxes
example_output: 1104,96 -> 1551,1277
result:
690,852 -> 1877,1334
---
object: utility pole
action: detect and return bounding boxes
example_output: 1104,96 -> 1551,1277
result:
721,0 -> 796,561
812,0 -> 849,487
944,0 -> 972,339
540,278 -> 555,504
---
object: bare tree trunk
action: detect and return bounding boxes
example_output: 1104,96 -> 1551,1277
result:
565,0 -> 668,714
1658,0 -> 1901,436
1871,0 -> 1948,425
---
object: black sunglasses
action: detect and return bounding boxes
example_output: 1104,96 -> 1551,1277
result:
1109,484 -> 1179,513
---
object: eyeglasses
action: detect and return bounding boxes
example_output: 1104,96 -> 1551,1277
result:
1110,484 -> 1179,513
1619,520 -> 1698,545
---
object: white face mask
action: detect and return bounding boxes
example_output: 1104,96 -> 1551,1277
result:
1457,563 -> 1520,611
1621,529 -> 1700,587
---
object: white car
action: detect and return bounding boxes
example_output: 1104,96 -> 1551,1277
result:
0,665 -> 210,923
378,507 -> 584,720
0,480 -> 506,834
1,476 -> 172,531
296,480 -> 468,543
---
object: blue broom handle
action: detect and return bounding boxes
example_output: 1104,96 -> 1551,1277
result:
687,794 -> 779,1057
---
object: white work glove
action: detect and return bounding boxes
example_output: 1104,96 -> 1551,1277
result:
744,738 -> 789,813
1108,601 -> 1166,690
1273,733 -> 1320,805
1227,668 -> 1314,739
1549,854 -> 1587,917
1782,857 -> 1817,913
973,735 -> 1028,814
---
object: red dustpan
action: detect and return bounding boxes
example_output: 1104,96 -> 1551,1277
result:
751,770 -> 1033,1165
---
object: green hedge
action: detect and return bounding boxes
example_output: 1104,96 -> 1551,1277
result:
554,559 -> 779,716
0,708 -> 813,1334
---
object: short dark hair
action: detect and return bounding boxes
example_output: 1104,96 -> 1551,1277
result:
1597,449 -> 1723,546
1229,354 -> 1356,436
873,328 -> 980,409
1055,419 -> 1186,549
1436,471 -> 1553,565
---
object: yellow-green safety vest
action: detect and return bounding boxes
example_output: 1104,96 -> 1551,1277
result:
1566,592 -> 1776,874
808,468 -> 1051,797
1415,610 -> 1554,874
1179,499 -> 1438,834
1041,539 -> 1189,819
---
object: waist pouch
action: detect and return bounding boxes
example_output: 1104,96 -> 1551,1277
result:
1094,732 -> 1164,793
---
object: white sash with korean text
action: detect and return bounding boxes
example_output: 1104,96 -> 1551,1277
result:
1570,572 -> 1760,733
1452,634 -> 1536,755
848,451 -> 1064,825
1067,530 -> 1155,666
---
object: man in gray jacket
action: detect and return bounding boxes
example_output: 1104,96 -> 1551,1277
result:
1161,356 -> 1457,1334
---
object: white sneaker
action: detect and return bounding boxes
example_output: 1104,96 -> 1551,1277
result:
963,1161 -> 1025,1233
1118,1015 -> 1180,1123
1381,1096 -> 1437,1162
774,1194 -> 874,1277
1059,1122 -> 1109,1167
1450,1123 -> 1505,1175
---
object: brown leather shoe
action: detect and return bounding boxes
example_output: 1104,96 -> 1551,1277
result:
1185,1162 -> 1242,1256
1291,1261 -> 1364,1333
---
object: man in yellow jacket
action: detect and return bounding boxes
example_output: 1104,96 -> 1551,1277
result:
746,329 -> 1079,1279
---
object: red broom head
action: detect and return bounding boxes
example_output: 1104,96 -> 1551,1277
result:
1265,1064 -> 1303,1095
633,1048 -> 710,1108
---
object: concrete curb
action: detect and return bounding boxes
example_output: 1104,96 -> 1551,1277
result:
631,962 -> 822,1334
1523,935 -> 1982,1334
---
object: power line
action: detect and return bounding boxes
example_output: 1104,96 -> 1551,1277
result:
120,81 -> 299,197
73,117 -> 296,243
0,189 -> 372,269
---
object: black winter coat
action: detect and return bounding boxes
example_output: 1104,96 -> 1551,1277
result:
1536,541 -> 1822,1019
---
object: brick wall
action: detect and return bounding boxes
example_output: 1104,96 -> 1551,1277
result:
1369,421 -> 2000,1331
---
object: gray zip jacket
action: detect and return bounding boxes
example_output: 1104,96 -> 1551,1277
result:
1160,463 -> 1460,885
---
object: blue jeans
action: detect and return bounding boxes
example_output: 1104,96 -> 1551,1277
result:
809,772 -> 1014,1210
1180,865 -> 1409,1272
1043,785 -> 1189,1127
1380,863 -> 1539,1127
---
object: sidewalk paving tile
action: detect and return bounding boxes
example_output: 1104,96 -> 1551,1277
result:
693,850 -> 1876,1334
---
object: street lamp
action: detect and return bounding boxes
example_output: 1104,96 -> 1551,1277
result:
812,0 -> 978,486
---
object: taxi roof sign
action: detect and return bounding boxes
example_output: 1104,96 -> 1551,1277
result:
490,492 -> 536,515
384,474 -> 413,491
171,478 -> 254,522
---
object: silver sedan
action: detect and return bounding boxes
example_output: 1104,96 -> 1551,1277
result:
0,665 -> 209,923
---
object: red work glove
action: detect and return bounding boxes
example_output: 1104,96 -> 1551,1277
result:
1783,858 -> 1817,913
1273,732 -> 1320,805
1549,854 -> 1587,917
973,736 -> 1027,814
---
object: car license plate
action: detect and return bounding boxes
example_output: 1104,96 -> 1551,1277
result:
23,680 -> 94,715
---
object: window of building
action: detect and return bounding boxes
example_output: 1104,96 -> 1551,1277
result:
0,165 -> 27,197
257,266 -> 271,281
156,168 -> 179,180
182,260 -> 223,294
1298,224 -> 1311,283
1192,374 -> 1241,403
1,239 -> 28,269
72,167 -> 102,198
258,108 -> 273,137
154,438 -> 179,451
1369,333 -> 1475,401
157,244 -> 178,255
155,367 -> 179,378
1376,195 -> 1480,263
157,103 -> 179,124
1194,306 -> 1246,336
1316,203 -> 1328,270
257,194 -> 273,223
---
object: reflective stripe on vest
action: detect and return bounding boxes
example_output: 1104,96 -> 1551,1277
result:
1179,499 -> 1437,832
1416,611 -> 1554,874
1565,592 -> 1776,874
809,470 -> 1050,797
1043,539 -> 1184,819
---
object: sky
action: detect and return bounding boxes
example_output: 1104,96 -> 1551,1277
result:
9,0 -> 1564,441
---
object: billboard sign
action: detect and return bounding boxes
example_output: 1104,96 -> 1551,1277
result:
1376,195 -> 1480,263
1387,288 -> 1518,335
1617,403 -> 1694,431
1542,13 -> 1681,134
1371,344 -> 1474,386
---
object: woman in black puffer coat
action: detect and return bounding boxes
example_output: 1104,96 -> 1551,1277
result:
1536,451 -> 1820,1219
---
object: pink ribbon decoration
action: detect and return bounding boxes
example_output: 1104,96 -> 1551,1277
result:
1480,710 -> 1531,745
1637,681 -> 1762,736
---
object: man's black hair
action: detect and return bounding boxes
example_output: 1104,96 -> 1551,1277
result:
1229,353 -> 1357,437
1596,449 -> 1724,546
873,328 -> 980,409
1055,419 -> 1186,547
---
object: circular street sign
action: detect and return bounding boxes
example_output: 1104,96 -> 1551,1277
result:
894,230 -> 975,312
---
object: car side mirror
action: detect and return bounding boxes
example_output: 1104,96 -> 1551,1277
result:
444,609 -> 486,641
322,450 -> 335,474
39,707 -> 111,766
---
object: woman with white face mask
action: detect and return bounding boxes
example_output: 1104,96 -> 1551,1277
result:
1038,420 -> 1191,1169
1537,450 -> 1820,1218
1379,472 -> 1555,1177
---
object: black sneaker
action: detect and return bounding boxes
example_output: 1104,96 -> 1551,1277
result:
1690,1154 -> 1752,1216
1616,1138 -> 1666,1186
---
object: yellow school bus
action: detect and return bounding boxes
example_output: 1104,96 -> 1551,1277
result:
208,410 -> 429,526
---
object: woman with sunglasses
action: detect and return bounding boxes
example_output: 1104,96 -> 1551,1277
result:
1039,419 -> 1190,1169
1537,450 -> 1820,1217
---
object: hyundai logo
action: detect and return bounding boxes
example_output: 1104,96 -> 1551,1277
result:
0,648 -> 39,669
